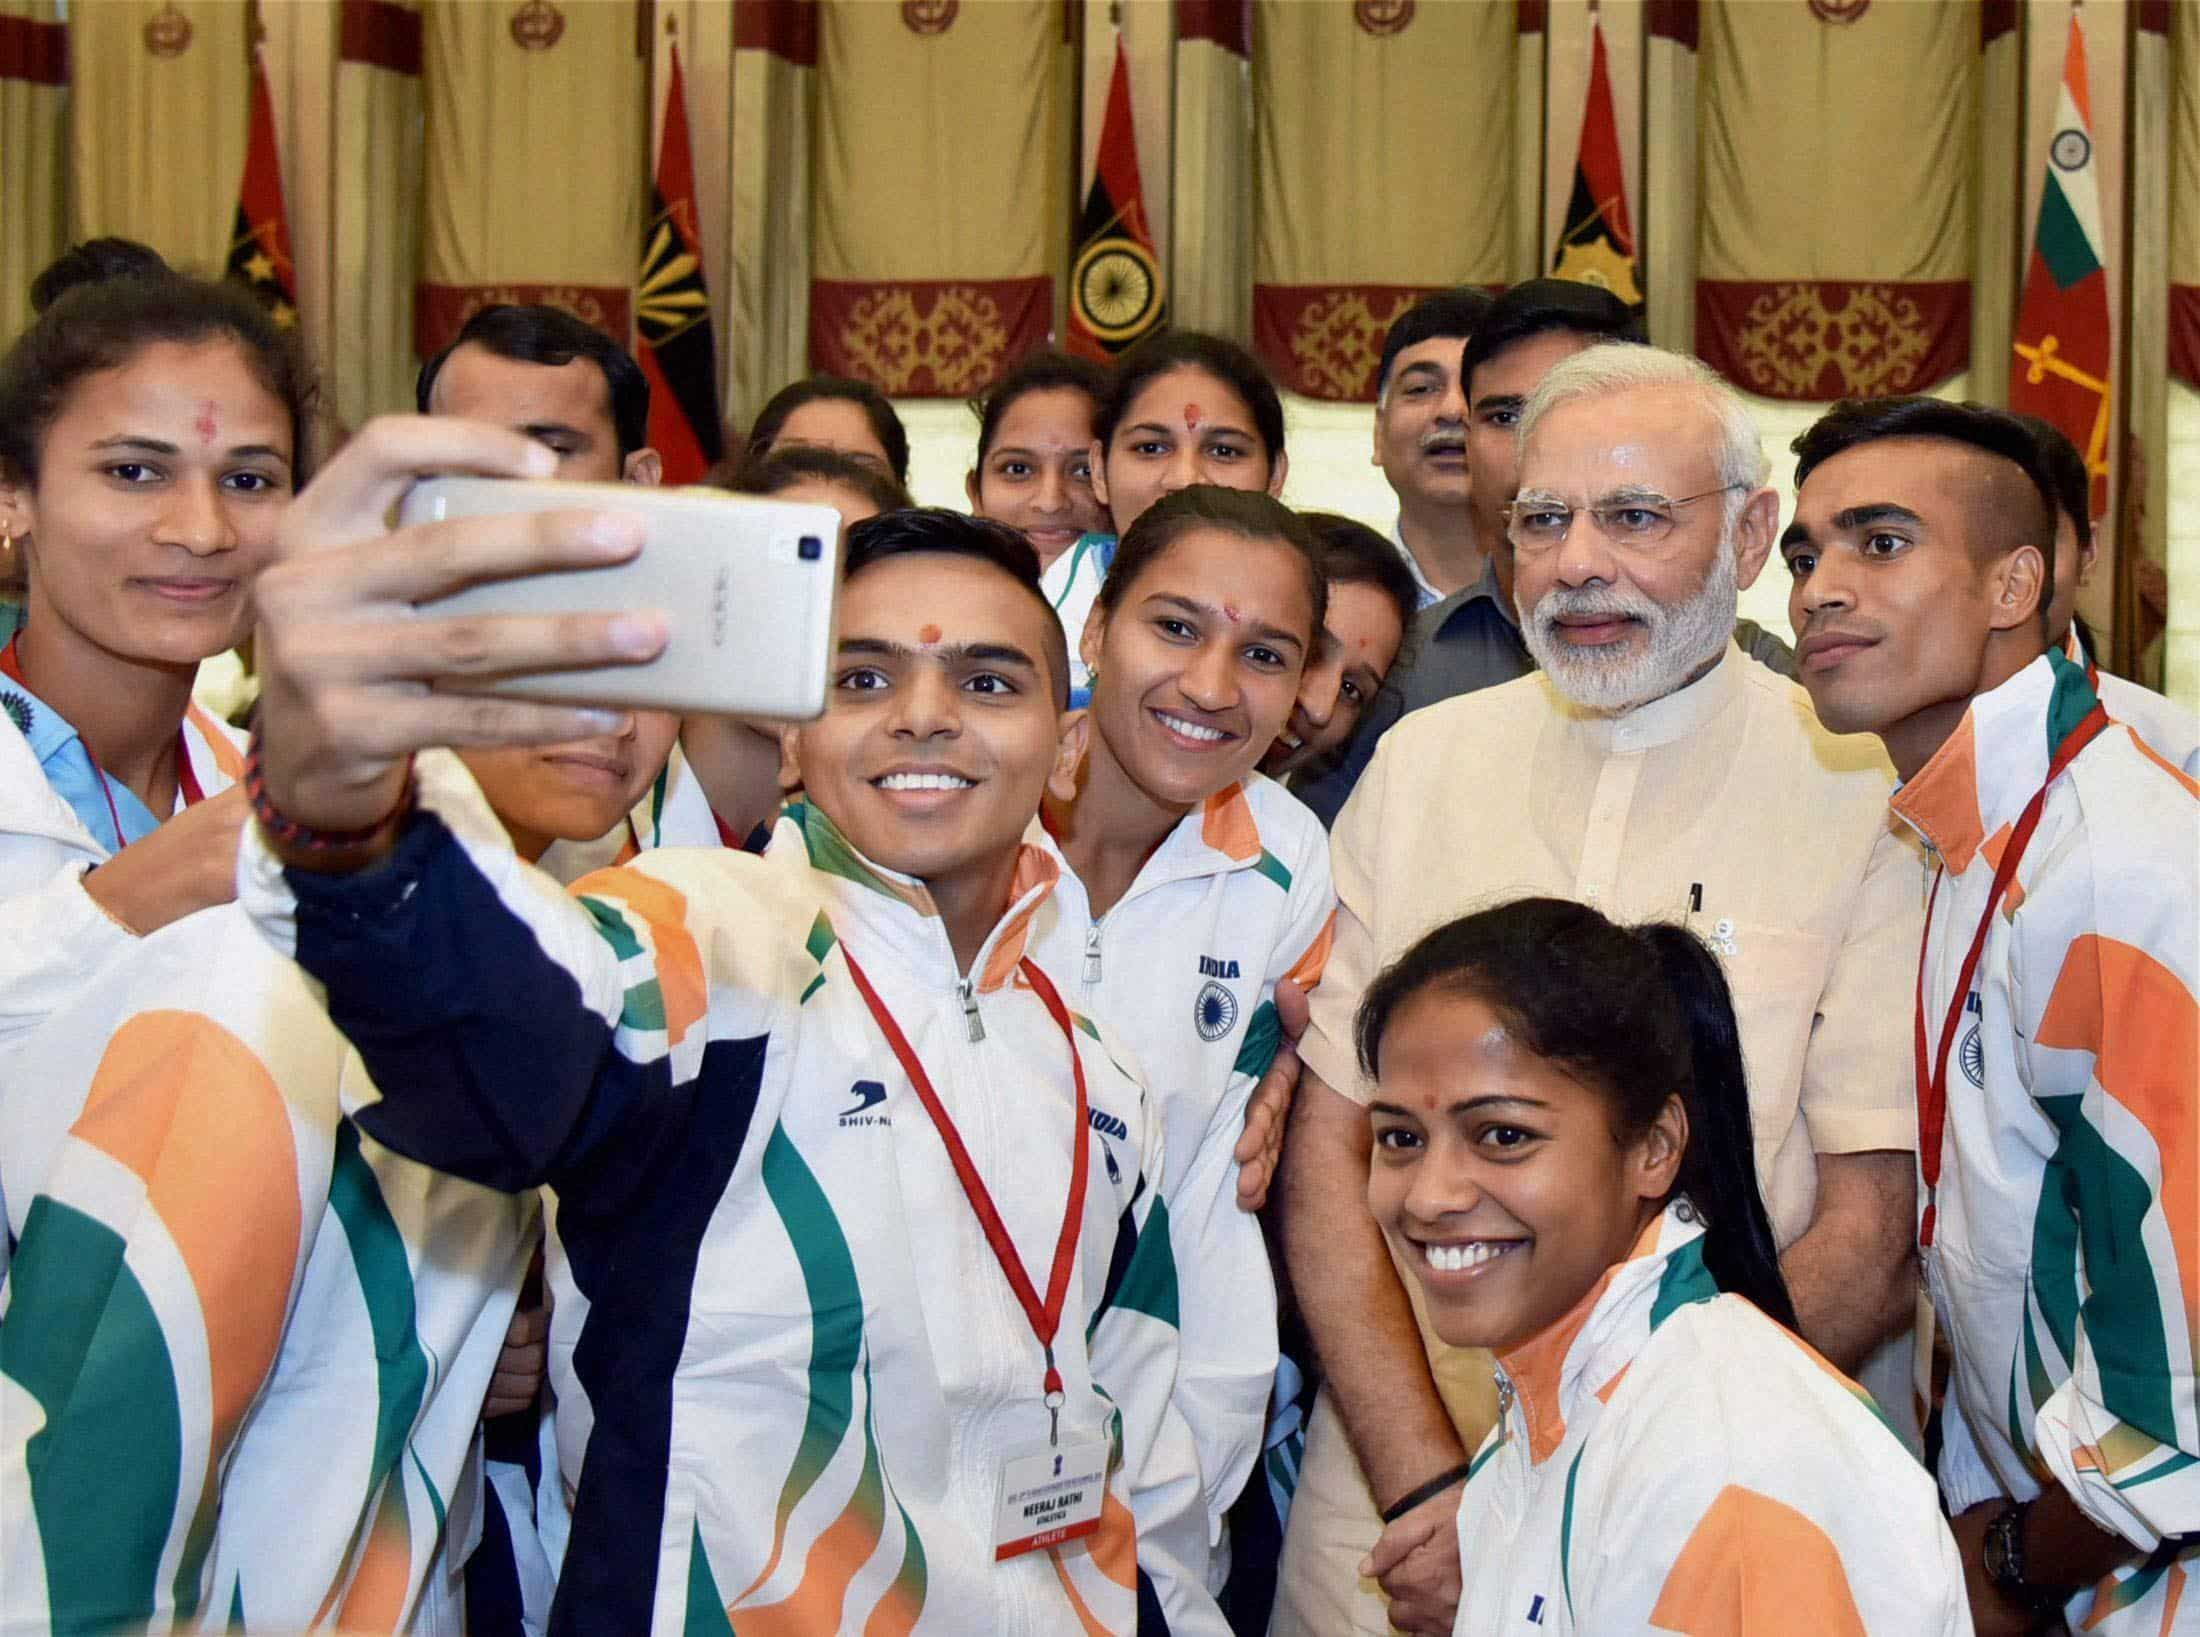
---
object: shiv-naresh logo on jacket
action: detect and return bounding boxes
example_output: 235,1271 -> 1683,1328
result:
840,1079 -> 890,1128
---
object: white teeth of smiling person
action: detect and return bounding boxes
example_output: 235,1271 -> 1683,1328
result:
1156,711 -> 1229,743
1422,1242 -> 1522,1272
875,773 -> 974,791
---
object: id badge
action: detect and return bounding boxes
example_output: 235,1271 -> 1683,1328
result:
1911,1281 -> 1937,1414
994,1434 -> 1109,1561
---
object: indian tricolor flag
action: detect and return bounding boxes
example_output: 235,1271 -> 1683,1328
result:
2010,11 -> 2113,516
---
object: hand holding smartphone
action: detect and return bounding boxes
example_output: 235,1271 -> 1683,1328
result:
397,477 -> 842,719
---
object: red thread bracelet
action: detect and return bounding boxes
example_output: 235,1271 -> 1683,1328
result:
244,732 -> 414,855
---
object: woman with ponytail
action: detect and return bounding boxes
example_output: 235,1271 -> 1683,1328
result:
1355,898 -> 1963,1635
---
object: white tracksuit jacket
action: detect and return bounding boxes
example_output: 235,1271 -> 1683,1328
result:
0,712 -> 533,1634
1451,1204 -> 1968,1636
1031,774 -> 1334,1564
237,759 -> 1233,1637
1894,650 -> 2198,1632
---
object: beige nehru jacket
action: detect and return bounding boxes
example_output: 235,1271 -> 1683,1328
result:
1298,649 -> 1924,1448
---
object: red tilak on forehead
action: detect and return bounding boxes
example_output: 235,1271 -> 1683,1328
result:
1223,603 -> 1241,623
918,623 -> 942,645
195,401 -> 219,446
1184,402 -> 1202,430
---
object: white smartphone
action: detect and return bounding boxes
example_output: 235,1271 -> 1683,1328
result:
397,476 -> 842,720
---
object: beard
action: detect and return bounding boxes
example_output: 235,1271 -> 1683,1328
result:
1522,539 -> 1740,713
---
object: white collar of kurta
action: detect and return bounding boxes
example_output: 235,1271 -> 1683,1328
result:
1490,1201 -> 1717,1467
1547,644 -> 1744,757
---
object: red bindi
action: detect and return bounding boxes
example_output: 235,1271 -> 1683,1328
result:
1223,603 -> 1241,623
918,623 -> 942,645
194,401 -> 219,446
1184,402 -> 1203,430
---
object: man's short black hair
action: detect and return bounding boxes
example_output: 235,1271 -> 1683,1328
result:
1459,278 -> 1645,399
1376,287 -> 1495,398
415,304 -> 652,461
2011,412 -> 2092,554
1790,396 -> 2058,589
841,509 -> 1071,710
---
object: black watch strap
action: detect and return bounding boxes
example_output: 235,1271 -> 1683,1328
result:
1983,1500 -> 2077,1619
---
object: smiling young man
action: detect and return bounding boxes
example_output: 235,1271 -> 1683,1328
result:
1370,289 -> 1494,609
240,441 -> 1231,1636
1785,397 -> 2198,1637
1271,346 -> 1924,1637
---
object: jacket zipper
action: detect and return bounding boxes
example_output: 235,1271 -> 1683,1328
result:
1083,925 -> 1102,984
954,976 -> 983,1043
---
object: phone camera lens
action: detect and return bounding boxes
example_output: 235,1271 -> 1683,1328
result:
798,535 -> 823,561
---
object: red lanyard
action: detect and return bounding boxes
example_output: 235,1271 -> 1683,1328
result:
840,943 -> 1090,1442
1914,703 -> 2110,1247
0,635 -> 204,840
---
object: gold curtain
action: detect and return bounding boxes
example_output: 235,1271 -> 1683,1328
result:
68,1 -> 248,278
325,0 -> 422,430
415,0 -> 645,360
1250,0 -> 1512,400
1512,2 -> 1544,282
1696,0 -> 1973,399
0,0 -> 68,347
730,0 -> 815,430
1640,0 -> 1697,352
1970,3 -> 2021,407
808,0 -> 1060,397
2126,5 -> 2170,684
1172,0 -> 1251,342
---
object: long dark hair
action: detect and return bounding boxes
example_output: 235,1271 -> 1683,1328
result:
0,245 -> 317,487
1354,897 -> 1798,1331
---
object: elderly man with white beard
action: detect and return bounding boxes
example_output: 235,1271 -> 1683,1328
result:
1267,345 -> 1927,1637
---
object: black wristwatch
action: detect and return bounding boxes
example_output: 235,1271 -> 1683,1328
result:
1981,1499 -> 2078,1624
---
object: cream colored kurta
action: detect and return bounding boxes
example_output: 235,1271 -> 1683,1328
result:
1273,651 -> 1926,1637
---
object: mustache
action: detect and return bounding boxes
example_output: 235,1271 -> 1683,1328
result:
1418,424 -> 1466,452
1528,583 -> 1665,634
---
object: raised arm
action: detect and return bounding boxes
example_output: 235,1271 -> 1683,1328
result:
241,417 -> 683,1198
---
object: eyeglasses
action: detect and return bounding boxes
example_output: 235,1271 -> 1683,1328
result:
1503,484 -> 1746,553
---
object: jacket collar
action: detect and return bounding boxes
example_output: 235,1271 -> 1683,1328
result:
778,801 -> 1063,996
1492,1202 -> 1719,1466
1889,648 -> 2100,874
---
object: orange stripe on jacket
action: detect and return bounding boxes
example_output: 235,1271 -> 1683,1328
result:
2037,934 -> 2199,1353
73,1011 -> 302,1498
569,867 -> 708,1046
1648,1484 -> 1869,1637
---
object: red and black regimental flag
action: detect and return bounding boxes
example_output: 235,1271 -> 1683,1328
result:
1549,13 -> 1641,316
226,44 -> 298,329
638,41 -> 724,485
1067,40 -> 1165,361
